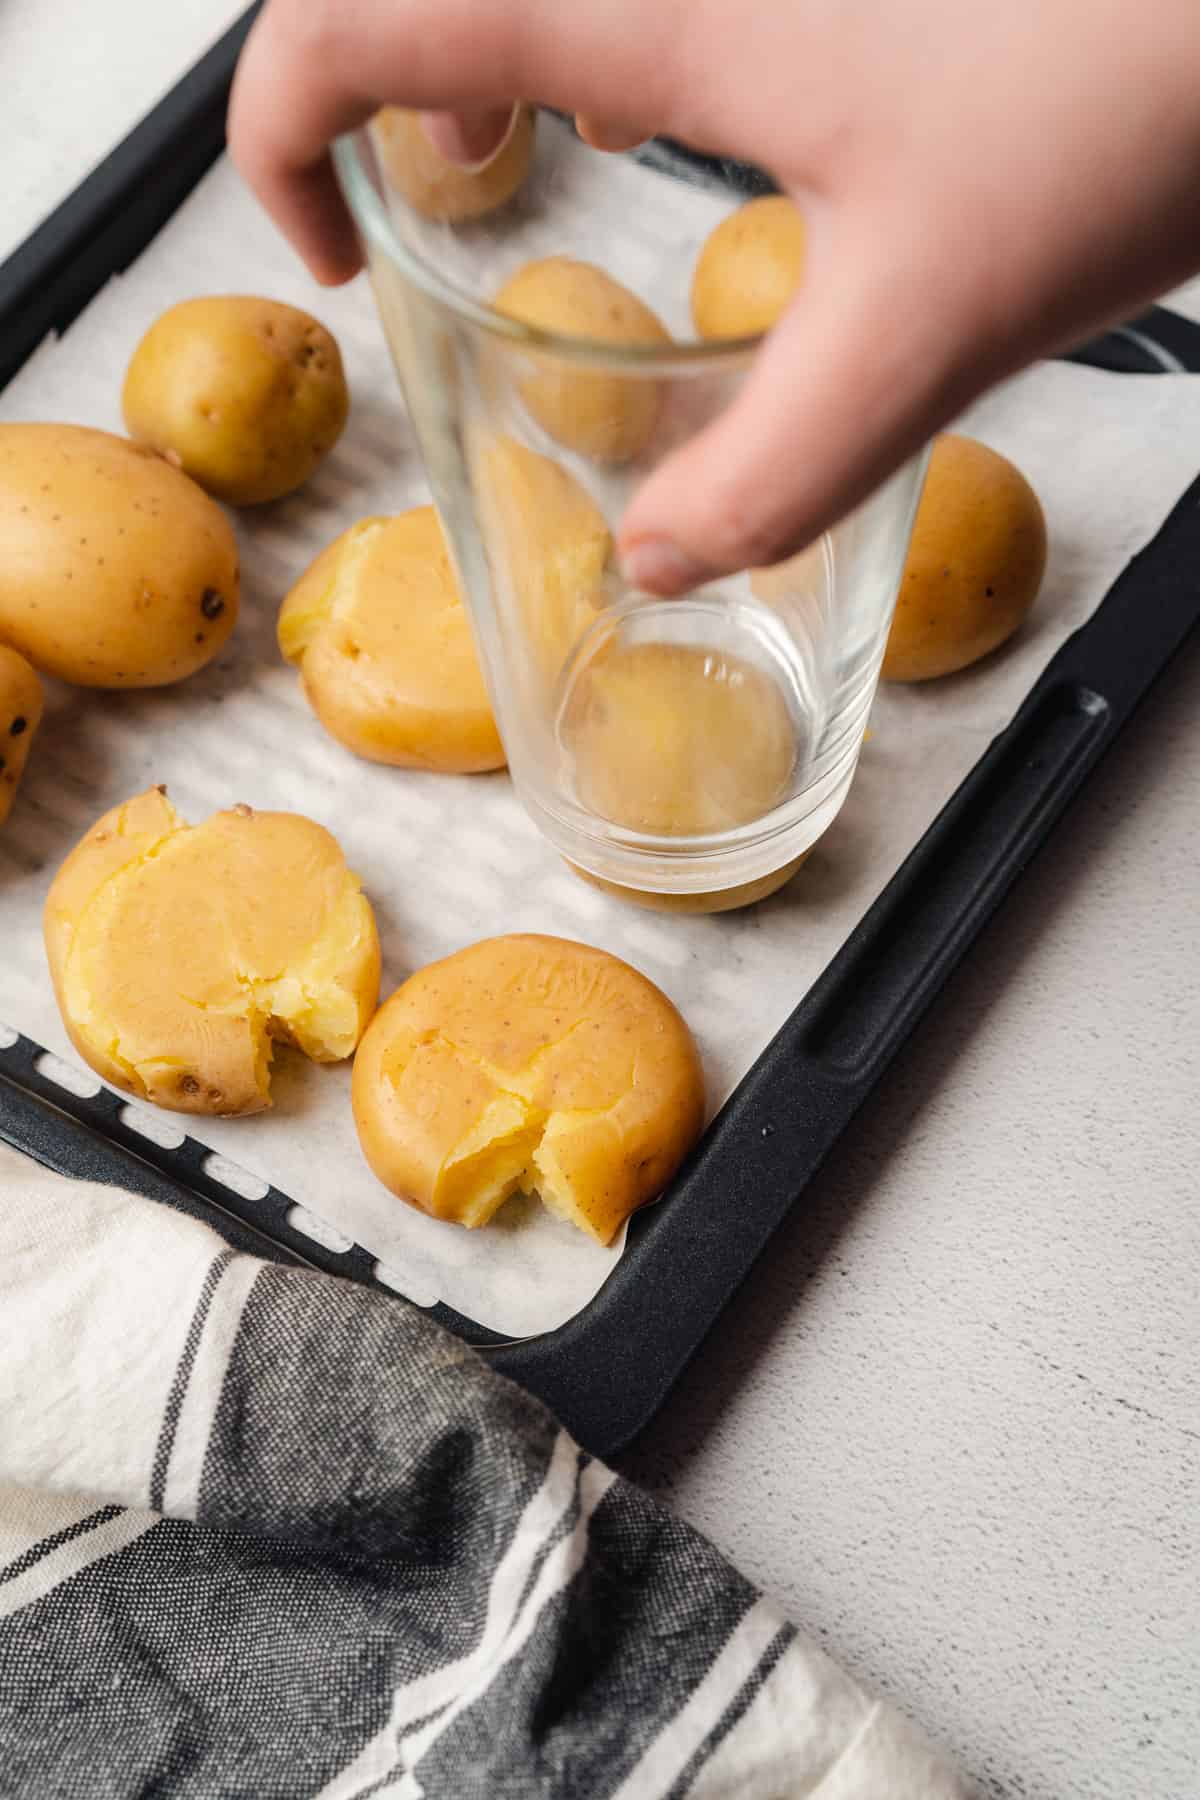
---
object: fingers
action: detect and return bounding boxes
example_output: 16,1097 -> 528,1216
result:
229,0 -> 693,284
620,211 -> 987,591
575,115 -> 649,153
421,105 -> 520,166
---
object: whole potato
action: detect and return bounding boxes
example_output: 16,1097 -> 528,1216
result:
691,195 -> 806,339
374,105 -> 536,222
122,296 -> 349,506
883,434 -> 1047,682
493,258 -> 671,464
0,425 -> 238,687
0,645 -> 44,827
279,506 -> 505,772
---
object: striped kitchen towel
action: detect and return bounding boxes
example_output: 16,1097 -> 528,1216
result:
0,1145 -> 969,1798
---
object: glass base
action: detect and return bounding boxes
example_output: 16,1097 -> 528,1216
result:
565,850 -> 810,913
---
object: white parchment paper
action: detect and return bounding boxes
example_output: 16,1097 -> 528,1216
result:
2,155 -> 1199,1335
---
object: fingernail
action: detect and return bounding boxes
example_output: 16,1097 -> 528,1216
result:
621,539 -> 713,596
421,105 -> 519,170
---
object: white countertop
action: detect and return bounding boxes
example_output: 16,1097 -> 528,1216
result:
4,9 -> 1198,1798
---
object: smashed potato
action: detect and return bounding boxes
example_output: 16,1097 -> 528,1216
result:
352,934 -> 705,1245
493,258 -> 671,463
45,788 -> 380,1117
0,646 -> 43,827
0,425 -> 239,687
374,105 -> 536,221
476,437 -> 613,688
122,296 -> 349,506
691,196 -> 805,339
560,638 -> 798,835
279,506 -> 504,772
883,434 -> 1047,681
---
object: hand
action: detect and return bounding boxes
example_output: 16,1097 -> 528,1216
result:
230,0 -> 1200,592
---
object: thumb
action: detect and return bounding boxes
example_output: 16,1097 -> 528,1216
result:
619,214 -> 983,594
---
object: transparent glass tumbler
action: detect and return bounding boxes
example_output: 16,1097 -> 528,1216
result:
335,114 -> 928,910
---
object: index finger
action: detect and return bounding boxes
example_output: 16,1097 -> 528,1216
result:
228,0 -> 697,282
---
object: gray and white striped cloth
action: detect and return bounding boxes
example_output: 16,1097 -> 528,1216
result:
0,1144 -> 968,1798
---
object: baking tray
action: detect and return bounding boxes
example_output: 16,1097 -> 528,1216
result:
2,5 -> 1199,1455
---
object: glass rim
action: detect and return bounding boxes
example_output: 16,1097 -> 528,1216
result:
333,129 -> 770,371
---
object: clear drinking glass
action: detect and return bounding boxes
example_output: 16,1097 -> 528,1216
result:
334,114 -> 928,910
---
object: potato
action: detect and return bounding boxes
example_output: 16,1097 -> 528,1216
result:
475,437 -> 613,686
559,638 -> 798,835
0,425 -> 238,687
44,787 -> 380,1117
691,195 -> 806,339
279,506 -> 504,772
493,258 -> 671,464
374,105 -> 536,222
0,646 -> 44,828
122,297 -> 349,506
883,434 -> 1047,682
352,934 -> 704,1244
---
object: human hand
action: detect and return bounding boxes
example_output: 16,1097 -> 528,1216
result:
230,0 -> 1200,592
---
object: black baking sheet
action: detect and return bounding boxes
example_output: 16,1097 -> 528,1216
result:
2,6 -> 1199,1454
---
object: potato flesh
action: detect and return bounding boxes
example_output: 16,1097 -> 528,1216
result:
353,935 -> 705,1245
476,438 -> 613,691
49,794 -> 379,1115
560,638 -> 798,834
279,509 -> 505,772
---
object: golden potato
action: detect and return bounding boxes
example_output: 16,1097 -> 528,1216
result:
475,437 -> 613,687
0,425 -> 238,687
374,105 -> 536,222
352,934 -> 704,1245
560,638 -> 798,835
691,195 -> 805,339
493,258 -> 671,464
122,297 -> 349,506
0,646 -> 43,828
45,788 -> 380,1116
279,506 -> 504,772
883,434 -> 1047,682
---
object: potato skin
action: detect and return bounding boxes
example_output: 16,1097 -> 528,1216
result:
279,507 -> 505,772
122,297 -> 349,506
691,196 -> 805,340
0,425 -> 238,687
882,434 -> 1047,682
493,258 -> 671,464
352,933 -> 705,1244
374,105 -> 536,222
0,646 -> 44,827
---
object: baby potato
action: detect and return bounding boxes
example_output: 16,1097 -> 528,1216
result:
0,424 -> 238,687
44,787 -> 380,1117
279,505 -> 504,772
352,933 -> 705,1245
691,195 -> 806,339
374,105 -> 536,222
0,646 -> 44,827
122,296 -> 349,506
493,258 -> 671,464
883,434 -> 1047,682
